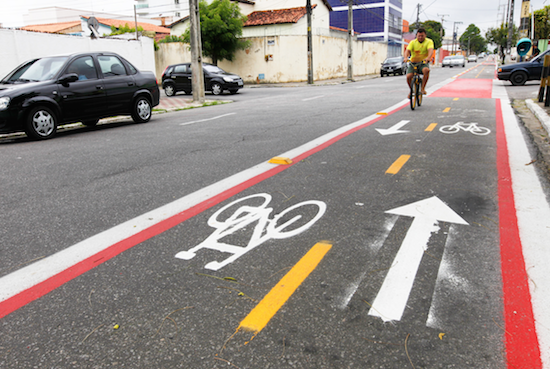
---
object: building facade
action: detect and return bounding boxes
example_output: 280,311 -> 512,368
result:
328,0 -> 402,55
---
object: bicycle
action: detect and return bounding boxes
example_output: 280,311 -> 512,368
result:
409,62 -> 423,110
439,122 -> 491,136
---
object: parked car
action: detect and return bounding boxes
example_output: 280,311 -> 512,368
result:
442,55 -> 466,67
380,56 -> 407,76
162,63 -> 243,96
468,55 -> 478,63
497,49 -> 550,86
0,52 -> 159,140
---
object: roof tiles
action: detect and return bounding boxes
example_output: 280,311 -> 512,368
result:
244,6 -> 317,27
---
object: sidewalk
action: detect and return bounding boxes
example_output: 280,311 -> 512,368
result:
516,97 -> 550,177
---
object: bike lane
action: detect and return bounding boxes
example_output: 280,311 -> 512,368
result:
0,66 -> 548,368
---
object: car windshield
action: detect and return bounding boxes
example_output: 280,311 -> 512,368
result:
204,65 -> 227,74
531,49 -> 550,63
4,56 -> 68,83
384,57 -> 402,63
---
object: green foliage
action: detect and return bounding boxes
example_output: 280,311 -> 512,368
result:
534,6 -> 550,40
183,0 -> 250,64
158,35 -> 186,43
459,24 -> 487,54
486,23 -> 518,61
109,23 -> 144,35
410,20 -> 444,49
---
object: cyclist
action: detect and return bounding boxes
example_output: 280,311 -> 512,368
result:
404,28 -> 434,97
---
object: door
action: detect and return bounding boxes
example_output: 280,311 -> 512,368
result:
58,56 -> 106,122
97,55 -> 137,114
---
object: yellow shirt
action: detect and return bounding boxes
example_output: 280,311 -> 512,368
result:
407,38 -> 434,63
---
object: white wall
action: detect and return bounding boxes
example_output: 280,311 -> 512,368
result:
155,33 -> 387,83
0,29 -> 156,78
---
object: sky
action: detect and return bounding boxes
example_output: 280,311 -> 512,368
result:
0,0 -> 549,36
402,0 -> 549,36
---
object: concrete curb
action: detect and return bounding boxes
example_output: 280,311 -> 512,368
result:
526,99 -> 550,135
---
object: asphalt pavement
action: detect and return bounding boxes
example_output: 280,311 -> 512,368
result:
1,62 -> 549,368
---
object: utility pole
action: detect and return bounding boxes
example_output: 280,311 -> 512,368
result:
437,14 -> 449,65
134,5 -> 139,40
415,4 -> 422,29
507,0 -> 515,52
189,0 -> 205,103
452,21 -> 462,55
347,0 -> 353,81
307,0 -> 314,84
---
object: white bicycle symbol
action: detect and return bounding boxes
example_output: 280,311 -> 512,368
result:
439,122 -> 491,136
175,193 -> 327,271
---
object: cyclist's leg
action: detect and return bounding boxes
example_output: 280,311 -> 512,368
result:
406,63 -> 414,98
421,64 -> 430,94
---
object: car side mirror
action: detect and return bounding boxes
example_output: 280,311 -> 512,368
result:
59,73 -> 79,86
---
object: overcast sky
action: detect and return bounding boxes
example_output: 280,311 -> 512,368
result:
1,0 -> 549,36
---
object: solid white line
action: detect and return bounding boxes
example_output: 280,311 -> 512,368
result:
302,95 -> 325,102
0,104 -> 398,304
179,112 -> 236,126
494,80 -> 550,368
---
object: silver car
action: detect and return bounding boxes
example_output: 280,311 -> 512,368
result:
442,55 -> 465,68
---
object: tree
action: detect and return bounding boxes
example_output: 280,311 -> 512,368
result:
183,0 -> 249,65
486,23 -> 518,62
410,20 -> 444,49
459,24 -> 486,54
109,23 -> 144,36
533,6 -> 550,41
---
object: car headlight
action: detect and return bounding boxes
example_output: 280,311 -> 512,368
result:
223,76 -> 233,82
498,68 -> 502,72
0,96 -> 10,111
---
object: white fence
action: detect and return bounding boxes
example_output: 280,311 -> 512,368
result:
0,29 -> 156,78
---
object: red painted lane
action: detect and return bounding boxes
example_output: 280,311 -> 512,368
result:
0,105 -> 404,319
495,99 -> 543,368
430,78 -> 493,99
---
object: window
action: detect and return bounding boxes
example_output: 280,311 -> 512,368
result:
174,65 -> 189,73
98,56 -> 127,77
66,56 -> 98,80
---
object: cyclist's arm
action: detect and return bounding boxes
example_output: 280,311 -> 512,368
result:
424,48 -> 434,63
404,48 -> 411,61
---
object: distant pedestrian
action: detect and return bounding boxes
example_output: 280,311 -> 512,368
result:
533,44 -> 540,58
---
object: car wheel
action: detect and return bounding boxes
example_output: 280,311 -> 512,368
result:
229,89 -> 239,95
510,71 -> 528,86
380,73 -> 384,77
131,96 -> 152,123
25,106 -> 57,140
164,83 -> 176,97
211,82 -> 223,95
82,119 -> 99,127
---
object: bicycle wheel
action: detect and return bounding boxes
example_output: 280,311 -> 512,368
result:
409,77 -> 416,110
470,126 -> 491,136
416,78 -> 423,106
439,125 -> 460,134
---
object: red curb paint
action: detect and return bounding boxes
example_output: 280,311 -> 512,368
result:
495,98 -> 542,368
0,104 -> 405,319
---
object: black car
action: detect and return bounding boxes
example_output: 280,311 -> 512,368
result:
497,49 -> 550,86
161,63 -> 243,96
380,56 -> 407,77
0,52 -> 160,140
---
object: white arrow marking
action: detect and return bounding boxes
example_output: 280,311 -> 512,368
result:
375,120 -> 410,135
368,197 -> 468,322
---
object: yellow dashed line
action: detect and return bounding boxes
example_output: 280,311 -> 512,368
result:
425,123 -> 437,132
386,155 -> 411,174
443,107 -> 451,113
238,242 -> 332,334
453,98 -> 459,101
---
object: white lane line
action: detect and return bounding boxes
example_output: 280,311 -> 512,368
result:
179,112 -> 236,126
302,95 -> 325,102
494,80 -> 550,368
0,101 -> 408,306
